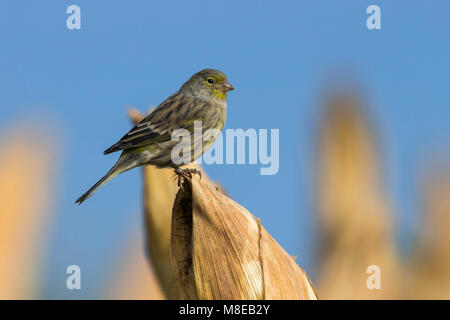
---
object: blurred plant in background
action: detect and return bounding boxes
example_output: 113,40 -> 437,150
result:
315,93 -> 401,299
408,169 -> 450,299
0,125 -> 58,299
315,91 -> 450,299
107,230 -> 163,299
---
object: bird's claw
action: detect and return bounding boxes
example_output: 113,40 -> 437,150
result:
174,167 -> 202,187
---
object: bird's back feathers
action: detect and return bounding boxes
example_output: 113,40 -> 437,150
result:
104,92 -> 191,154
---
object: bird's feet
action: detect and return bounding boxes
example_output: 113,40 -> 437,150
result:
174,167 -> 202,187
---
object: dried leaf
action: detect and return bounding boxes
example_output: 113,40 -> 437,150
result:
171,177 -> 317,300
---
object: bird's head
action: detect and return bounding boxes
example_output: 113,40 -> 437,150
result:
181,68 -> 234,101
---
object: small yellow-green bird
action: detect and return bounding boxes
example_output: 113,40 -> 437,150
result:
76,68 -> 233,204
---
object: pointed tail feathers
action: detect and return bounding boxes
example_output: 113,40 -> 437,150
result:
76,149 -> 149,204
75,168 -> 120,204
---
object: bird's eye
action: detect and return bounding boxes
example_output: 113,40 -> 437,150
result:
207,78 -> 215,84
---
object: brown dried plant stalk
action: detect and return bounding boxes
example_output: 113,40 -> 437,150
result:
171,176 -> 318,300
128,108 -> 178,299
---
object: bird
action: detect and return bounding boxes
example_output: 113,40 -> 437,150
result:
75,68 -> 234,204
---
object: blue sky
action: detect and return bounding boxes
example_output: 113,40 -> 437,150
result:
1,1 -> 449,298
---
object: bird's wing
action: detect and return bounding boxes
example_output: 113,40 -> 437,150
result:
104,92 -> 189,154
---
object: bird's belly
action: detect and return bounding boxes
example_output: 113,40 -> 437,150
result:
147,136 -> 220,168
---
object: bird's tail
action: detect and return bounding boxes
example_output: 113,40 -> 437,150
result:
75,152 -> 138,204
75,168 -> 120,205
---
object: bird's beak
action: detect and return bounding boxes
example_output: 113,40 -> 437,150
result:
223,81 -> 234,92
